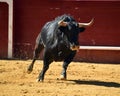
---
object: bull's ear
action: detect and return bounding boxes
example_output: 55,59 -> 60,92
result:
58,20 -> 68,27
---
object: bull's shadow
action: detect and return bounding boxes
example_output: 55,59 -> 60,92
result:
68,79 -> 120,88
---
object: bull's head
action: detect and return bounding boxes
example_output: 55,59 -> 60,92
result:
58,18 -> 94,51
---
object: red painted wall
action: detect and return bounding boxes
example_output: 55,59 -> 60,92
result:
13,1 -> 120,63
75,50 -> 120,63
0,3 -> 8,58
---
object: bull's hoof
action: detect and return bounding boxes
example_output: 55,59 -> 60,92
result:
27,70 -> 32,74
60,75 -> 66,80
27,65 -> 33,74
36,78 -> 44,82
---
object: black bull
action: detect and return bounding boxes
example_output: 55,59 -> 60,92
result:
27,15 -> 93,82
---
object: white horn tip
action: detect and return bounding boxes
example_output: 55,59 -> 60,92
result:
58,21 -> 67,27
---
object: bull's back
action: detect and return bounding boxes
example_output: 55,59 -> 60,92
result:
40,21 -> 58,45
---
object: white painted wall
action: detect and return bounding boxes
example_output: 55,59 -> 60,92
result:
0,0 -> 13,58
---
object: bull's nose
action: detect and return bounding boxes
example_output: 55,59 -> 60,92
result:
70,45 -> 79,51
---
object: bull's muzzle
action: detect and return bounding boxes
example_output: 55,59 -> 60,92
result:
70,45 -> 79,51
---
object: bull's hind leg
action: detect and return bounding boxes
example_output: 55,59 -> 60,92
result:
60,51 -> 76,80
37,60 -> 51,82
27,44 -> 44,74
37,50 -> 53,82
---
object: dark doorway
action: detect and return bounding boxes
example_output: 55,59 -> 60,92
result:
0,2 -> 8,58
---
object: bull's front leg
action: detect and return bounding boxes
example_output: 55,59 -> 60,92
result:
60,51 -> 76,80
60,62 -> 69,80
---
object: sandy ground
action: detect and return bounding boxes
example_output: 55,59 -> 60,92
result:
0,60 -> 120,96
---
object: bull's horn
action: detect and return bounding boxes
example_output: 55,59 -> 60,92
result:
58,20 -> 68,27
79,18 -> 94,27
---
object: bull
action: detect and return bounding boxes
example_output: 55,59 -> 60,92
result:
27,14 -> 93,82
